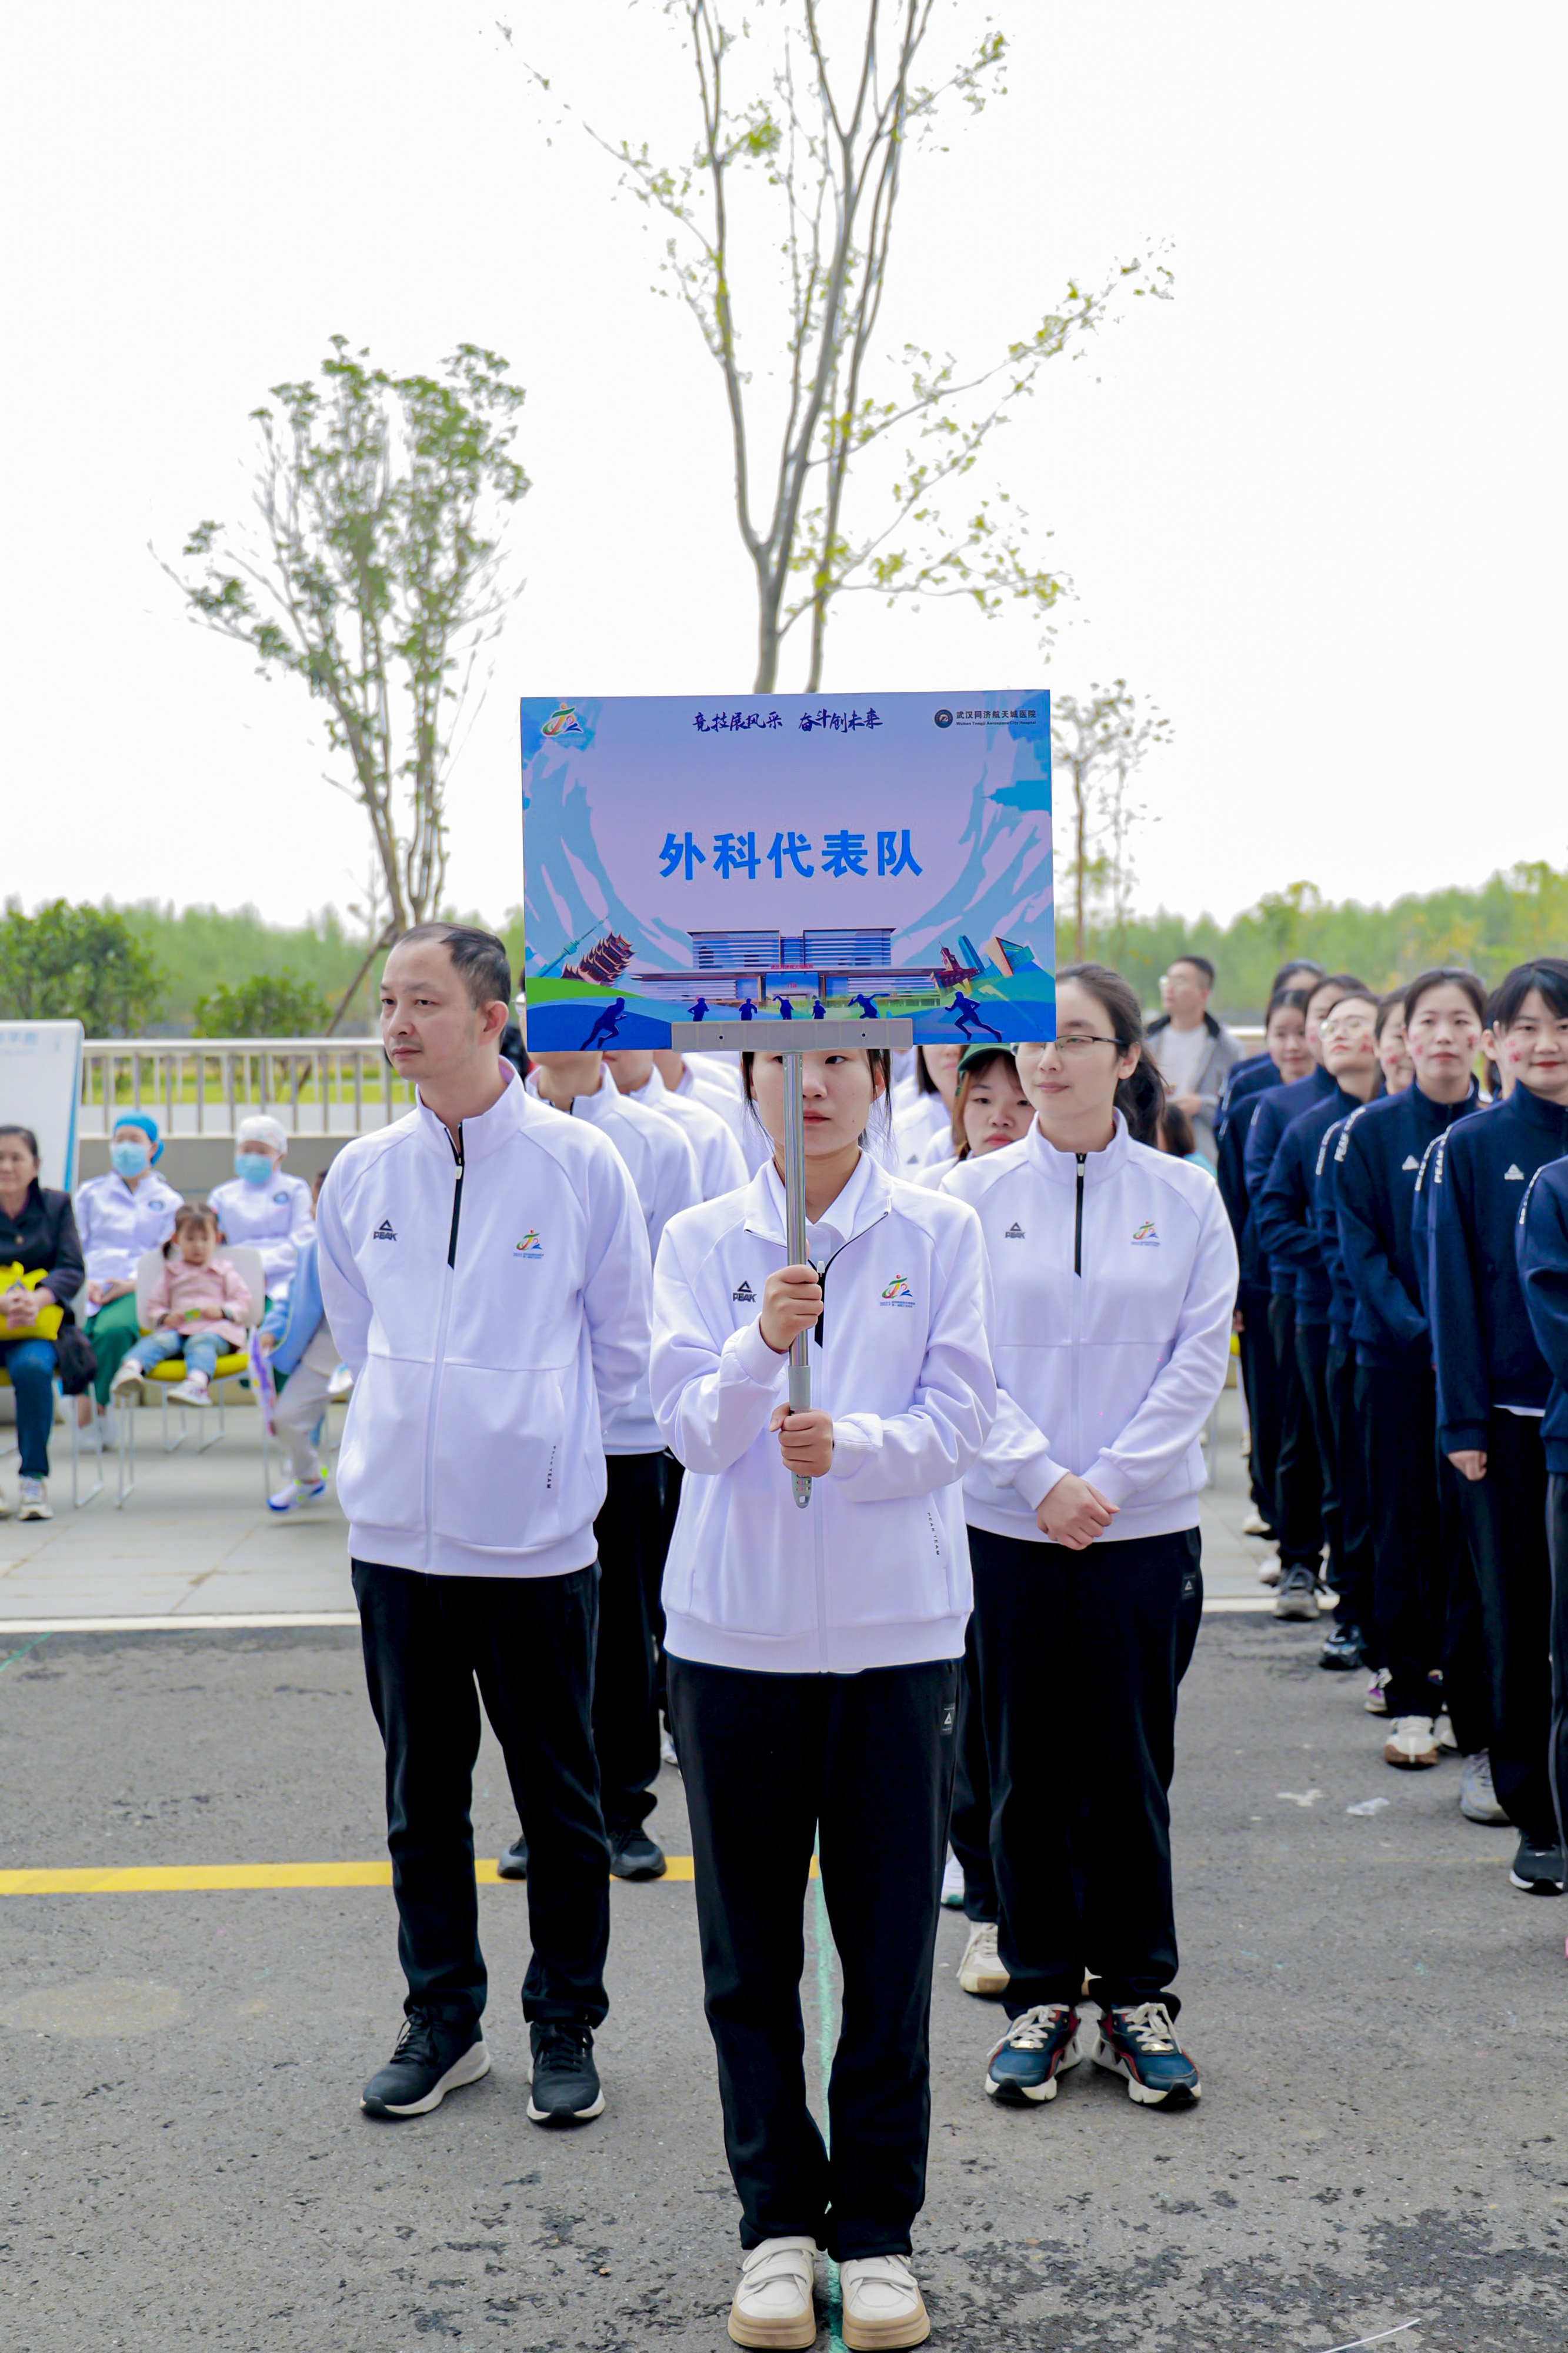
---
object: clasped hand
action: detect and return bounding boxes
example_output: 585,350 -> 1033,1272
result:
1036,1471 -> 1118,1550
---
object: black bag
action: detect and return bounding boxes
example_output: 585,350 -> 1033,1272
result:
54,1318 -> 98,1398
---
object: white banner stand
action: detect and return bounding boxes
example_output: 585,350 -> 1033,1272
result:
0,1021 -> 85,1189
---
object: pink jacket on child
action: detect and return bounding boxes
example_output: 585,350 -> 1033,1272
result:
146,1255 -> 253,1348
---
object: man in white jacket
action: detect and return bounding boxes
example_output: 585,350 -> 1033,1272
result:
316,926 -> 652,2130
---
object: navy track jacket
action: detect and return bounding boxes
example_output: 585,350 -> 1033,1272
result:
1517,1156 -> 1568,1474
1313,1116 -> 1356,1344
1333,1082 -> 1480,1371
1253,1084 -> 1366,1327
1216,1059 -> 1279,1284
1428,1083 -> 1568,1452
1243,1066 -> 1339,1295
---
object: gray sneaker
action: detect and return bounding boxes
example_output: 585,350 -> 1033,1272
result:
1273,1565 -> 1320,1620
1459,1750 -> 1509,1825
17,1477 -> 52,1522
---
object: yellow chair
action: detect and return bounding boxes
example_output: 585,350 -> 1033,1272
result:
118,1247 -> 267,1505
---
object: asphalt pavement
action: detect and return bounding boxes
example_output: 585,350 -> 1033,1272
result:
2,1612 -> 1566,2353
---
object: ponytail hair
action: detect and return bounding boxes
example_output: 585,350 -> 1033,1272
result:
1057,961 -> 1166,1146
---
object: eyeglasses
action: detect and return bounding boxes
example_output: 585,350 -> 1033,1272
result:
1042,1033 -> 1126,1056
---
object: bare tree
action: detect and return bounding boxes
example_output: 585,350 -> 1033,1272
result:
163,339 -> 529,1019
1050,682 -> 1171,961
518,4 -> 1168,691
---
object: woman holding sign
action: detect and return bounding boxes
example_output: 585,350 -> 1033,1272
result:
944,968 -> 1237,2112
651,1045 -> 994,2352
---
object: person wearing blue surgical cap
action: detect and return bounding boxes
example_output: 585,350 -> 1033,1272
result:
73,1112 -> 183,1429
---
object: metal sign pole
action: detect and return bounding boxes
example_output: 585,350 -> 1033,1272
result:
780,1048 -> 813,1509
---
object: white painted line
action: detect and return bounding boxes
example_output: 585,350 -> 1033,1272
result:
1315,2321 -> 1423,2353
0,1612 -> 358,1634
1202,1594 -> 1289,1614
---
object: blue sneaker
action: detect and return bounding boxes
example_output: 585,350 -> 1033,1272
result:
985,2004 -> 1085,2105
1090,2002 -> 1202,2107
268,1475 -> 328,1514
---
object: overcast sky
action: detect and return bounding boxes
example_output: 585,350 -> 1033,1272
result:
5,1 -> 1563,935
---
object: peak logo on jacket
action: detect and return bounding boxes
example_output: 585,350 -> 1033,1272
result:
1402,1155 -> 1420,1172
880,1274 -> 915,1304
1504,1164 -> 1526,1182
515,1229 -> 544,1258
1131,1220 -> 1160,1247
1003,1222 -> 1025,1239
731,1279 -> 756,1303
372,1219 -> 397,1241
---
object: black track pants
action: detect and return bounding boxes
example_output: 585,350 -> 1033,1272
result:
1270,1292 -> 1323,1570
666,1653 -> 957,2262
592,1452 -> 668,1834
353,1560 -> 609,2030
968,1524 -> 1202,2020
1295,1319 -> 1347,1608
948,1615 -> 997,1922
1237,1284 -> 1281,1532
1457,1414 -> 1555,1844
1548,1475 -> 1568,1854
1325,1342 -> 1377,1641
1356,1364 -> 1450,1722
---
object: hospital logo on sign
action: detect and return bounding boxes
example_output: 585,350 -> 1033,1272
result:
541,702 -> 585,741
1131,1220 -> 1160,1247
880,1274 -> 915,1305
515,1230 -> 544,1258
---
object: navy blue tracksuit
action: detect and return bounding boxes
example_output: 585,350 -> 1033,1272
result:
1218,1058 -> 1282,1531
1315,1116 -> 1378,1655
1517,1157 -> 1568,1851
1255,1084 -> 1370,1625
1246,1067 -> 1339,1570
1430,1085 -> 1568,1842
1334,1084 -> 1482,1729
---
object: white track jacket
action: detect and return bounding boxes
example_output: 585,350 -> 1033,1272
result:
317,1067 -> 651,1579
650,1154 -> 996,1674
943,1113 -> 1237,1545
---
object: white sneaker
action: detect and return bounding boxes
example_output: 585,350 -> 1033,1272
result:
958,1919 -> 1009,1998
1242,1508 -> 1271,1537
1384,1714 -> 1439,1769
1364,1668 -> 1390,1716
940,1852 -> 965,1908
1436,1713 -> 1459,1752
268,1477 -> 328,1514
109,1361 -> 143,1396
659,1726 -> 679,1769
839,2254 -> 929,2351
1459,1749 -> 1510,1824
17,1477 -> 52,1522
327,1363 -> 353,1402
168,1374 -> 211,1405
1257,1553 -> 1282,1587
727,2237 -> 818,2350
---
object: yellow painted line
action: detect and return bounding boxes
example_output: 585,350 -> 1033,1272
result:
0,1852 -> 820,1895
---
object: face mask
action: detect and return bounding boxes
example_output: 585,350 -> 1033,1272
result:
235,1152 -> 274,1187
110,1141 -> 151,1178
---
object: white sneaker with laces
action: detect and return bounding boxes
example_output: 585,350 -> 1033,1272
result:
1364,1669 -> 1390,1715
839,2254 -> 929,2351
1257,1554 -> 1282,1587
268,1477 -> 328,1514
659,1725 -> 680,1769
958,1919 -> 1009,1998
1242,1508 -> 1270,1537
940,1852 -> 965,1908
110,1359 -> 143,1396
169,1373 -> 211,1406
1384,1714 -> 1439,1768
726,2237 -> 818,2350
17,1477 -> 52,1522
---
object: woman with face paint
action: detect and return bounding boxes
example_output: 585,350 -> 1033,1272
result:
1332,972 -> 1490,1793
72,1114 -> 182,1427
652,1046 -> 995,2350
1429,960 -> 1568,1893
945,966 -> 1237,2117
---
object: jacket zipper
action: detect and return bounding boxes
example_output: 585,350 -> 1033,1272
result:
1074,1156 -> 1086,1276
422,1126 -> 463,1569
795,1209 -> 888,1668
1070,1155 -> 1085,1468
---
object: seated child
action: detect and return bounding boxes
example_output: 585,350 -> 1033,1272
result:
256,1217 -> 341,1512
111,1205 -> 254,1407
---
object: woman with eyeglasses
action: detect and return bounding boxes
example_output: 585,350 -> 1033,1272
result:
1429,960 -> 1568,1894
943,966 -> 1237,2112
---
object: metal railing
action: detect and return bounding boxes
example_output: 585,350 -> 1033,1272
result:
79,1038 -> 415,1140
